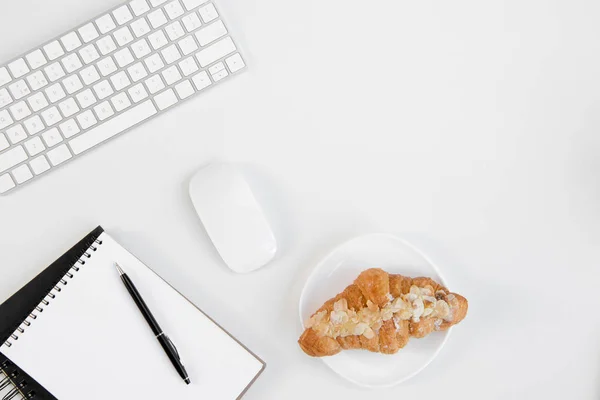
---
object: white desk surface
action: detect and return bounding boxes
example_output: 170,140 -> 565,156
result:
1,0 -> 599,399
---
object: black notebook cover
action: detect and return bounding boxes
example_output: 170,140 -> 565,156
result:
0,226 -> 104,399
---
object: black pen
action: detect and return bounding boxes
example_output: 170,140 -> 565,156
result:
115,263 -> 191,385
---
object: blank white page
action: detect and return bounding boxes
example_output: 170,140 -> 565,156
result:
2,233 -> 264,399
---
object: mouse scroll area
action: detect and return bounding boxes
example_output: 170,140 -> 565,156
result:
189,163 -> 277,273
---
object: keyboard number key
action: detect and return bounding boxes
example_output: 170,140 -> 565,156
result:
114,26 -> 135,46
59,119 -> 81,138
26,71 -> 48,91
182,13 -> 202,32
29,155 -> 51,175
0,173 -> 15,193
165,21 -> 185,41
164,1 -> 185,19
128,83 -> 148,103
80,45 -> 100,64
97,36 -> 118,56
61,53 -> 84,74
9,80 -> 30,100
198,3 -> 218,23
46,144 -> 72,166
24,136 -> 46,156
131,18 -> 151,38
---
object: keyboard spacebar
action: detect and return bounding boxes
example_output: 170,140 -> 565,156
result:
69,100 -> 158,155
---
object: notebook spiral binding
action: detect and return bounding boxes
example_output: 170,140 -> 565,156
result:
1,359 -> 32,399
3,238 -> 103,350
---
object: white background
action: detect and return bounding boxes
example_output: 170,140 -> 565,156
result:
1,0 -> 599,398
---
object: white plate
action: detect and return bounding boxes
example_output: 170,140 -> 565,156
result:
299,233 -> 451,388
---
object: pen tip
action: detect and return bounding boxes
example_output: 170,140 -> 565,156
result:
114,263 -> 125,276
185,378 -> 191,385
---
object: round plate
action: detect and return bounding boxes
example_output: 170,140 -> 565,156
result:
299,233 -> 451,388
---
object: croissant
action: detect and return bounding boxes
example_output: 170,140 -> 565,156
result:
298,268 -> 468,357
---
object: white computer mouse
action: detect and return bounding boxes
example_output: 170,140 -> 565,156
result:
189,163 -> 277,273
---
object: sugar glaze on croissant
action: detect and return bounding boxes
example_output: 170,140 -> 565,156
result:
298,268 -> 468,357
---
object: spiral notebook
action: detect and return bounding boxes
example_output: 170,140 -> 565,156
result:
0,226 -> 265,400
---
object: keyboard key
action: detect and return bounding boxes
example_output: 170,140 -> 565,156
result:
96,14 -> 117,34
97,36 -> 117,56
6,125 -> 28,143
175,80 -> 194,98
165,21 -> 185,41
150,0 -> 168,6
12,164 -> 33,183
46,144 -> 72,166
0,88 -> 12,108
77,110 -> 98,130
161,44 -> 181,64
44,62 -> 66,82
178,35 -> 198,55
97,56 -> 118,76
28,92 -> 48,112
76,89 -> 97,108
0,174 -> 15,193
0,68 -> 11,87
80,44 -> 100,64
191,70 -> 211,90
198,3 -> 218,23
132,39 -> 152,59
0,133 -> 8,151
69,100 -> 157,154
80,65 -> 101,85
196,37 -> 235,67
9,80 -> 30,99
162,65 -> 182,85
26,71 -> 48,91
42,128 -> 64,147
43,41 -> 65,61
195,20 -> 227,46
127,62 -> 148,82
209,61 -> 228,81
111,71 -> 132,91
26,50 -> 48,70
154,88 -> 178,110
24,135 -> 46,157
8,59 -> 30,78
182,13 -> 202,32
128,83 -> 148,102
144,53 -> 164,73
10,101 -> 32,121
182,0 -> 207,11
147,9 -> 168,29
24,136 -> 46,156
144,75 -> 165,94
130,0 -> 150,16
61,32 -> 83,52
94,101 -> 115,121
114,48 -> 135,67
148,30 -> 168,50
79,23 -> 100,43
41,106 -> 62,126
111,92 -> 132,112
59,98 -> 80,117
164,1 -> 185,19
62,74 -> 84,94
114,26 -> 134,46
93,80 -> 114,100
45,83 -> 66,103
113,5 -> 134,25
0,146 -> 27,173
0,110 -> 14,129
23,116 -> 44,135
29,155 -> 51,175
61,53 -> 83,74
59,119 -> 81,138
131,18 -> 151,38
179,57 -> 198,76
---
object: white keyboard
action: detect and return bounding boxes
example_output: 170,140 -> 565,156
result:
0,0 -> 246,195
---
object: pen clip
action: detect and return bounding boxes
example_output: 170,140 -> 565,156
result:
164,335 -> 180,360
